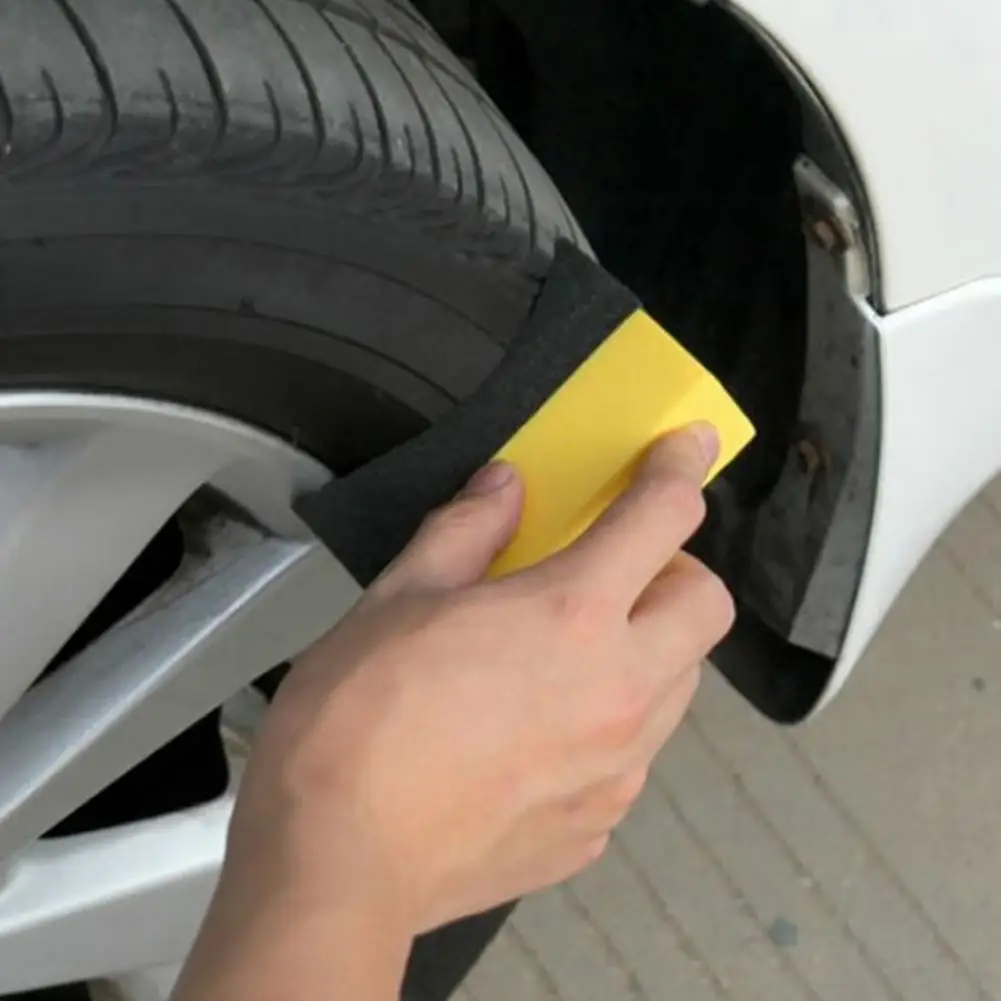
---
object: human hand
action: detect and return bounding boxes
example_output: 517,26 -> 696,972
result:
220,423 -> 734,941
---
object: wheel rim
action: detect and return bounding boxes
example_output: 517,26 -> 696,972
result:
0,392 -> 359,993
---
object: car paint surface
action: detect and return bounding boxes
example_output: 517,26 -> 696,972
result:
818,278 -> 1001,710
729,0 -> 1001,311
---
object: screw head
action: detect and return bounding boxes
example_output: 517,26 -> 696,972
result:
811,219 -> 840,252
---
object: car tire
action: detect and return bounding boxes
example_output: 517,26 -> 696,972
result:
0,0 -> 585,997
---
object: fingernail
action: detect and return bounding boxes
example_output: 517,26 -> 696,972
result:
689,422 -> 721,466
464,461 -> 516,496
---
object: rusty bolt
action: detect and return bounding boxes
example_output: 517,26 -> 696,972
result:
811,219 -> 840,252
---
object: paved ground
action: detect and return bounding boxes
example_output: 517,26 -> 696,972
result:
460,482 -> 1001,1001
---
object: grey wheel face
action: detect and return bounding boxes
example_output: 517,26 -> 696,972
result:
0,392 -> 361,994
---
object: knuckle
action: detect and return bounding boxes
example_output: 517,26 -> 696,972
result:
425,498 -> 482,538
648,431 -> 710,479
670,663 -> 703,714
594,676 -> 654,748
582,834 -> 611,869
564,836 -> 611,881
646,475 -> 707,531
621,766 -> 651,803
690,565 -> 737,635
592,705 -> 644,753
682,661 -> 704,695
610,768 -> 649,815
546,586 -> 615,639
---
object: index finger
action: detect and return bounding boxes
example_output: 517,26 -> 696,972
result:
539,423 -> 719,600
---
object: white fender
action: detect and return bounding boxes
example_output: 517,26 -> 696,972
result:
731,0 -> 1001,309
820,280 -> 1001,711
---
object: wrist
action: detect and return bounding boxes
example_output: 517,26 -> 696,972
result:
175,861 -> 414,1001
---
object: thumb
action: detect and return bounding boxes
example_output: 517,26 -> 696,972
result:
375,462 -> 524,594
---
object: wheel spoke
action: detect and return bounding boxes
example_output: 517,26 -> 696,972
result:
0,426 -> 237,721
0,797 -> 232,993
0,393 -> 346,990
94,964 -> 185,1001
0,527 -> 360,862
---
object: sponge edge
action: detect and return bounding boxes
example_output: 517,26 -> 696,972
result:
294,240 -> 755,588
489,310 -> 756,577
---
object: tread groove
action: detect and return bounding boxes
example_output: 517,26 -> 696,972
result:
39,69 -> 67,165
155,69 -> 181,164
303,0 -> 526,119
49,0 -> 118,160
342,102 -> 370,178
498,173 -> 512,228
402,123 -> 419,179
450,146 -> 464,204
305,101 -> 370,190
253,0 -> 326,170
161,0 -> 228,162
0,70 -> 12,159
6,69 -> 81,175
261,80 -> 285,175
417,51 -> 486,211
318,10 -> 393,175
369,20 -> 442,186
484,107 -> 538,251
92,67 -> 186,171
381,0 -> 432,33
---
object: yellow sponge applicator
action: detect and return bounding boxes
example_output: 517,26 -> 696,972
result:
491,310 -> 755,577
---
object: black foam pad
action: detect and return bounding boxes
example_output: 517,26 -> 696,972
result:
294,241 -> 640,585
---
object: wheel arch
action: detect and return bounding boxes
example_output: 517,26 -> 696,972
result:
421,0 -> 886,721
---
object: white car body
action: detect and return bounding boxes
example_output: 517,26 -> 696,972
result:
735,0 -> 1001,309
730,0 -> 1001,711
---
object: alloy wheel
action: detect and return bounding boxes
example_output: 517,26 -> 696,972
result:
0,393 -> 357,994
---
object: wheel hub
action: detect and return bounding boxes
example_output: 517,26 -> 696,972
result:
0,393 -> 360,994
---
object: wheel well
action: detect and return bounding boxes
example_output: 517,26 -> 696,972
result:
418,0 -> 884,724
420,0 -> 806,510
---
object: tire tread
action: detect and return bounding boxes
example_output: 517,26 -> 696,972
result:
0,0 -> 584,265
